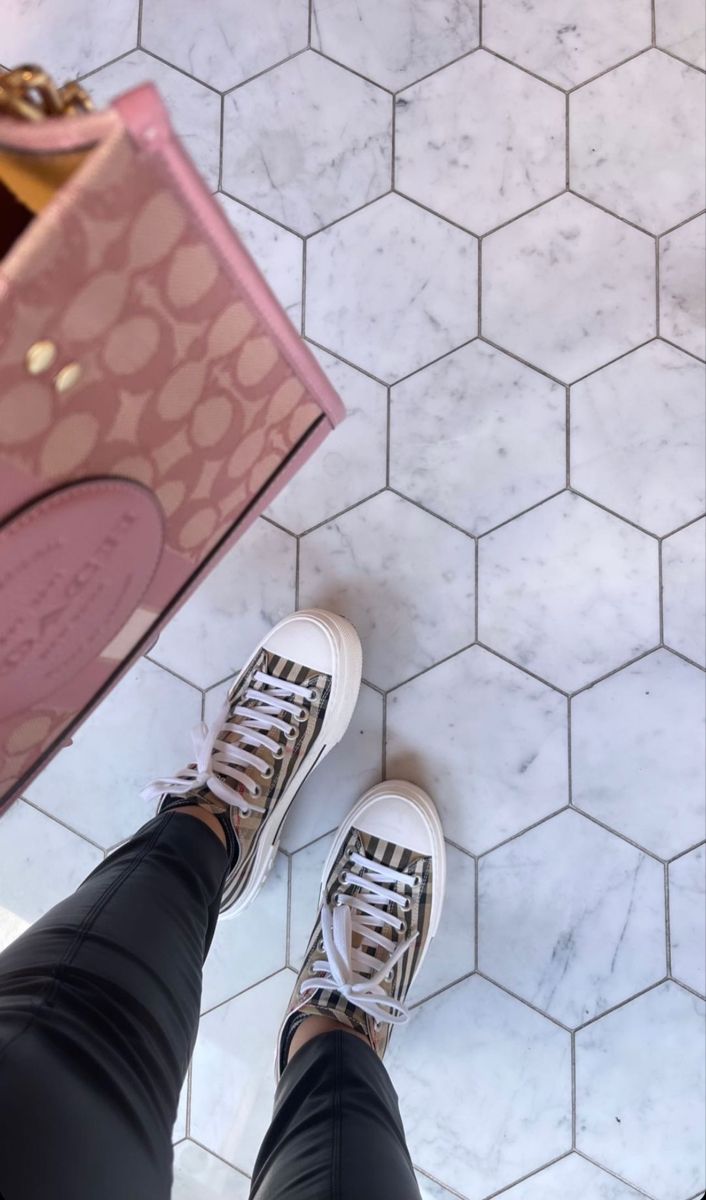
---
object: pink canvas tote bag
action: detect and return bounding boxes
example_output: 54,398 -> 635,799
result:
0,67 -> 344,814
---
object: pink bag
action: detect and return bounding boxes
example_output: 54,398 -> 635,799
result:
0,68 -> 344,814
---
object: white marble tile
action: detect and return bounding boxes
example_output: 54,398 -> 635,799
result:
190,969 -> 295,1174
483,194 -> 656,382
2,0 -> 138,83
572,650 -> 706,858
26,659 -> 201,849
390,342 -> 565,535
173,1141 -> 251,1200
173,1075 -> 189,1142
396,51 -> 564,234
87,50 -> 221,189
267,348 -> 387,535
656,0 -> 706,68
663,517 -> 706,667
387,646 -> 568,854
201,853 -> 288,1013
576,982 -> 706,1199
479,809 -> 666,1027
299,491 -> 475,689
279,683 -> 383,853
0,801 -> 101,951
660,214 -> 706,360
571,341 -> 706,535
417,1174 -> 460,1200
386,975 -> 571,1200
670,844 -> 706,995
141,0 -> 308,90
288,831 -> 335,968
478,491 -> 660,691
497,1153 -> 654,1200
222,51 -> 391,235
311,0 -> 480,90
571,50 -> 705,235
218,195 -> 303,329
151,519 -> 296,689
306,194 -> 478,382
482,0 -> 652,87
407,843 -> 475,1005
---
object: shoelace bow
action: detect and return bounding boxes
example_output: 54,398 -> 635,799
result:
300,851 -> 419,1026
142,670 -> 317,815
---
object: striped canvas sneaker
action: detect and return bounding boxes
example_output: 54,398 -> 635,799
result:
278,781 -> 446,1073
143,609 -> 362,916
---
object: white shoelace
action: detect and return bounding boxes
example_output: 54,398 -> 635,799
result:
300,851 -> 419,1026
142,670 -> 316,815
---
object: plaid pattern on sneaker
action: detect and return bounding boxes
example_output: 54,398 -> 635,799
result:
279,825 -> 433,1072
145,644 -> 332,913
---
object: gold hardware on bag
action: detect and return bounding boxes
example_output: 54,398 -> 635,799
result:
26,340 -> 58,374
0,65 -> 93,122
53,363 -> 82,394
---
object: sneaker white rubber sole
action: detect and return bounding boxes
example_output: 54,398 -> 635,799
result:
221,608 -> 363,918
318,779 -> 447,962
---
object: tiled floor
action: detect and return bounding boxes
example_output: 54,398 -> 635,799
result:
3,3 -> 706,1198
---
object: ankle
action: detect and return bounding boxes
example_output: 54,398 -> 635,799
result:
286,1014 -> 371,1065
171,805 -> 228,850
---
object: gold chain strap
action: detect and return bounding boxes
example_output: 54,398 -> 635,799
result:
0,65 -> 93,121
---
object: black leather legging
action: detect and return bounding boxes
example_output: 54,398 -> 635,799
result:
0,810 -> 421,1200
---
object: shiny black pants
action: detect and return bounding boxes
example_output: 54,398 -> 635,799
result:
0,811 -> 421,1199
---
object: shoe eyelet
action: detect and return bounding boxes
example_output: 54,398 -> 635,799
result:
306,686 -> 319,703
273,745 -> 285,760
295,706 -> 308,723
252,784 -> 262,798
412,875 -> 420,888
262,763 -> 274,780
285,726 -> 297,741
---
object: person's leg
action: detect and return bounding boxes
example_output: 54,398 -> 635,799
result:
249,780 -> 446,1200
0,609 -> 361,1200
0,808 -> 228,1200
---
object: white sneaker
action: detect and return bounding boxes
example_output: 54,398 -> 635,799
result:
278,781 -> 446,1074
143,609 -> 362,916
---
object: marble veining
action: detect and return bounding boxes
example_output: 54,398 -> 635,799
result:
478,809 -> 666,1026
395,50 -> 565,234
223,51 -> 391,235
2,0 -> 139,82
570,50 -> 706,234
483,194 -> 656,382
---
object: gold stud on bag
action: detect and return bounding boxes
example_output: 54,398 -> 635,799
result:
0,62 -> 345,817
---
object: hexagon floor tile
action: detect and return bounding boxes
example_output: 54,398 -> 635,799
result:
390,341 -> 566,535
386,645 -> 568,854
306,193 -> 478,382
26,657 -> 201,849
663,516 -> 706,667
1,2 -> 703,1195
572,650 -> 706,858
655,0 -> 706,68
386,975 -> 571,1200
670,844 -> 706,996
478,809 -> 666,1027
659,214 -> 706,360
151,518 -> 296,689
86,50 -> 222,190
2,0 -> 138,83
141,0 -> 308,91
482,0 -> 651,87
222,51 -> 391,235
218,194 -> 303,329
570,49 -> 706,234
266,348 -> 387,535
571,341 -> 706,535
311,0 -> 480,91
478,491 -> 659,691
482,194 -> 656,382
395,51 -> 564,234
299,491 -> 475,689
576,982 -> 706,1199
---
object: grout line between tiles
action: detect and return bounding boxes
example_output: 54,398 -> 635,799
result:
285,854 -> 293,967
481,46 -> 567,93
658,538 -> 665,642
651,0 -> 657,45
566,695 -> 573,805
564,385 -> 571,487
574,1150 -> 661,1199
567,187 -> 658,238
474,537 -> 480,641
655,234 -> 661,336
390,93 -> 397,190
667,838 -> 706,865
564,91 -> 570,188
221,47 -> 309,97
409,970 -> 476,1012
144,655 -> 205,693
307,0 -> 313,47
474,856 -> 480,971
568,487 -> 661,539
571,1032 -> 577,1148
77,48 -> 138,82
381,691 -> 388,779
478,0 -> 483,46
567,44 -> 652,94
474,970 -> 573,1031
659,46 -> 706,74
574,978 -> 666,1033
671,977 -> 706,1002
20,797 -> 106,854
569,644 -> 661,698
475,640 -> 569,697
137,45 -> 223,94
294,536 -> 301,609
199,965 -> 290,1021
310,46 -> 395,94
385,387 -> 392,486
476,236 -> 483,334
217,94 -> 225,190
187,1137 -> 253,1183
301,236 -> 308,335
570,804 -> 669,864
664,863 -> 672,976
137,0 -> 144,45
467,1152 -> 576,1200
